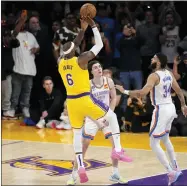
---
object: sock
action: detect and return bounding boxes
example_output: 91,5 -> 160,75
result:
73,129 -> 84,169
112,167 -> 119,175
72,168 -> 78,179
104,109 -> 122,152
162,134 -> 179,170
150,136 -> 173,172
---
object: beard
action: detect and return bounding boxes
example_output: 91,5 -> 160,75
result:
149,63 -> 157,70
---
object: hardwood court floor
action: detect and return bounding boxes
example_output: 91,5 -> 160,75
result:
2,120 -> 187,185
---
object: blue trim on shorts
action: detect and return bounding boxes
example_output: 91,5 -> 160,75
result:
105,133 -> 112,139
67,92 -> 90,99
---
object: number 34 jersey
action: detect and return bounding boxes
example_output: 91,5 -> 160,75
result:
58,57 -> 90,95
150,70 -> 173,106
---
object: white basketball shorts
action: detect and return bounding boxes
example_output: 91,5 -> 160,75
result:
82,118 -> 112,140
149,103 -> 177,138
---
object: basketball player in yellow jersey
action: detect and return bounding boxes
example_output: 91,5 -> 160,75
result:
58,17 -> 129,183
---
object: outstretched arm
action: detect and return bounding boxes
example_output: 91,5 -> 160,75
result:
78,17 -> 103,69
115,73 -> 159,98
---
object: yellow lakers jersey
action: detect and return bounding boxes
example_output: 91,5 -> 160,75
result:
58,57 -> 90,95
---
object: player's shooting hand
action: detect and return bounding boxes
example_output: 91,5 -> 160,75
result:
84,16 -> 95,27
115,85 -> 125,93
181,105 -> 187,117
80,17 -> 88,31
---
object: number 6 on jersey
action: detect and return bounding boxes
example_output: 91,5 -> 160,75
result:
66,74 -> 74,86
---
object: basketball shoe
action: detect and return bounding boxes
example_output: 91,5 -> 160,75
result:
78,167 -> 88,183
111,149 -> 133,162
168,170 -> 183,186
109,173 -> 127,184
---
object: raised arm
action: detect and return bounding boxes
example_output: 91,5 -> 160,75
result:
115,73 -> 159,98
78,17 -> 103,69
12,10 -> 27,38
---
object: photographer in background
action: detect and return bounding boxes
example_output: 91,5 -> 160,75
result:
173,53 -> 187,100
122,96 -> 153,133
2,11 -> 27,119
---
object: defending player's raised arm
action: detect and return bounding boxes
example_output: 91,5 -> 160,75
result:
115,73 -> 159,98
170,72 -> 187,116
108,78 -> 117,111
78,17 -> 103,69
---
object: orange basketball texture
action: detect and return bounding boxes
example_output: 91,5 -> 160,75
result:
80,3 -> 97,18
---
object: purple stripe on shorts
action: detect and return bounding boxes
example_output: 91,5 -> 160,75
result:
67,92 -> 90,99
90,94 -> 109,112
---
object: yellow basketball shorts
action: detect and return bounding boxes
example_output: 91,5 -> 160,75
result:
66,92 -> 109,129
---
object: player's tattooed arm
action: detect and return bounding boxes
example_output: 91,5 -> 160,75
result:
108,78 -> 117,111
115,73 -> 159,98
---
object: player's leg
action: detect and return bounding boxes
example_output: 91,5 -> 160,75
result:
162,104 -> 180,172
149,105 -> 182,185
67,121 -> 96,185
67,100 -> 88,183
87,95 -> 132,162
103,127 -> 127,184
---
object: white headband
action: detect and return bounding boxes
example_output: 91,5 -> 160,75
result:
63,42 -> 75,55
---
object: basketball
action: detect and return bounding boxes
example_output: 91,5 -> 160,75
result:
80,3 -> 96,18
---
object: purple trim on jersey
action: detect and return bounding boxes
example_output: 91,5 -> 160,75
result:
149,106 -> 159,137
90,94 -> 109,112
67,92 -> 90,99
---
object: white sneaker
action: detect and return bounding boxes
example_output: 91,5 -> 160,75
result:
109,173 -> 127,184
22,107 -> 30,118
63,123 -> 71,130
46,120 -> 60,128
56,122 -> 65,130
36,119 -> 45,129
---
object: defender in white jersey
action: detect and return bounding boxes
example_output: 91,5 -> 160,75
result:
67,61 -> 132,185
116,53 -> 187,186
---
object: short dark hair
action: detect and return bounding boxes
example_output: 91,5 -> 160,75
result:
88,60 -> 102,79
156,53 -> 168,69
42,76 -> 53,84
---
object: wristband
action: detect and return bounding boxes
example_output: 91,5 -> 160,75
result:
123,90 -> 130,95
91,24 -> 97,28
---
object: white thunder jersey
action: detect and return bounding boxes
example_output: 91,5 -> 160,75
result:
91,76 -> 110,106
150,69 -> 173,106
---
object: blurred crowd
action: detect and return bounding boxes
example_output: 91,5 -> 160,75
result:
1,1 -> 187,136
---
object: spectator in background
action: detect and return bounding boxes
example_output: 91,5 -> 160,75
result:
81,22 -> 112,68
8,15 -> 40,118
35,76 -> 64,129
52,20 -> 61,38
178,35 -> 187,54
117,23 -> 143,112
173,53 -> 187,100
53,12 -> 80,60
137,7 -> 160,81
2,13 -> 26,119
159,11 -> 181,69
123,96 -> 153,133
95,2 -> 115,47
28,14 -> 54,108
